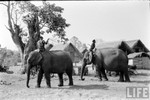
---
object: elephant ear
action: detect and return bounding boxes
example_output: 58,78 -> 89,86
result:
28,50 -> 43,65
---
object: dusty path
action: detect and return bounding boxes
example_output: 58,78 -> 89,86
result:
0,69 -> 150,100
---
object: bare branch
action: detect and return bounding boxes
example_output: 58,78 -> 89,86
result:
39,17 -> 44,23
5,25 -> 12,33
40,23 -> 46,30
11,17 -> 15,26
0,3 -> 8,7
10,4 -> 15,25
7,1 -> 14,35
5,25 -> 10,30
15,10 -> 18,24
18,14 -> 22,21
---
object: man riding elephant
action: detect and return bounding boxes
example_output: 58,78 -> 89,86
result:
89,39 -> 96,64
26,37 -> 74,88
37,36 -> 50,52
80,48 -> 130,82
33,36 -> 51,76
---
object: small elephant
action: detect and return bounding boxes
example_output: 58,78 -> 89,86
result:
80,48 -> 130,82
26,50 -> 73,88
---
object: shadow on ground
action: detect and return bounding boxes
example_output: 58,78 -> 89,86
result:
136,73 -> 150,76
131,80 -> 150,85
68,84 -> 109,90
30,84 -> 109,90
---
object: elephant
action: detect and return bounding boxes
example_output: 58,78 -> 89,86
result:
26,50 -> 74,88
80,48 -> 130,82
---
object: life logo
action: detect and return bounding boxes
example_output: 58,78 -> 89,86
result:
126,87 -> 149,98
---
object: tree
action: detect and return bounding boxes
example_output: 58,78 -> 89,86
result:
70,36 -> 82,49
0,47 -> 20,67
0,48 -> 7,66
69,36 -> 87,52
0,1 -> 70,74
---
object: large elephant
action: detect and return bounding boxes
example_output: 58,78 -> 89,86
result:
26,50 -> 73,88
80,48 -> 130,82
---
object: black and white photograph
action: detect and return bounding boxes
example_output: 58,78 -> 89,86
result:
0,0 -> 150,100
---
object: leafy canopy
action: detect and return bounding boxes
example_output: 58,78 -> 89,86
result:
11,1 -> 70,42
23,1 -> 69,39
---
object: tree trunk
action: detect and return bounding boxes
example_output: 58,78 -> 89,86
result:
10,24 -> 27,74
5,2 -> 40,74
21,38 -> 37,74
0,51 -> 7,66
21,13 -> 40,74
5,1 -> 25,74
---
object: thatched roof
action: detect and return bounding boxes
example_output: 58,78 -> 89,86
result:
128,52 -> 150,59
79,48 -> 88,55
126,39 -> 149,52
51,43 -> 68,51
50,43 -> 83,63
96,41 -> 134,54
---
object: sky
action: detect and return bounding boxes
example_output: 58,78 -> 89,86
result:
0,1 -> 149,51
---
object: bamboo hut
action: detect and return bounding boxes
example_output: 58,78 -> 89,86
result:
128,52 -> 150,69
96,41 -> 134,55
50,43 -> 83,63
126,39 -> 149,53
79,48 -> 88,55
147,52 -> 150,56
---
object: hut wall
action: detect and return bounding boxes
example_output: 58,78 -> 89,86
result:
132,57 -> 150,69
142,57 -> 150,69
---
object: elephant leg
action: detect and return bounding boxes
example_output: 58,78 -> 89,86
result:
58,73 -> 64,87
94,69 -> 98,77
44,72 -> 51,88
118,71 -> 124,82
108,71 -> 111,76
101,69 -> 108,81
95,65 -> 102,81
115,71 -> 119,76
124,70 -> 130,82
106,70 -> 111,76
92,64 -> 95,70
66,70 -> 73,86
36,67 -> 44,88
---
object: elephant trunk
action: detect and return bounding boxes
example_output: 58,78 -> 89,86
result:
80,59 -> 87,81
26,64 -> 31,88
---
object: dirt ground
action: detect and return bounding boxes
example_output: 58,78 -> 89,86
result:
0,66 -> 150,100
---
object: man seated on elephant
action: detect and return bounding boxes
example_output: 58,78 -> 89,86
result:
37,36 -> 50,52
89,39 -> 96,63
